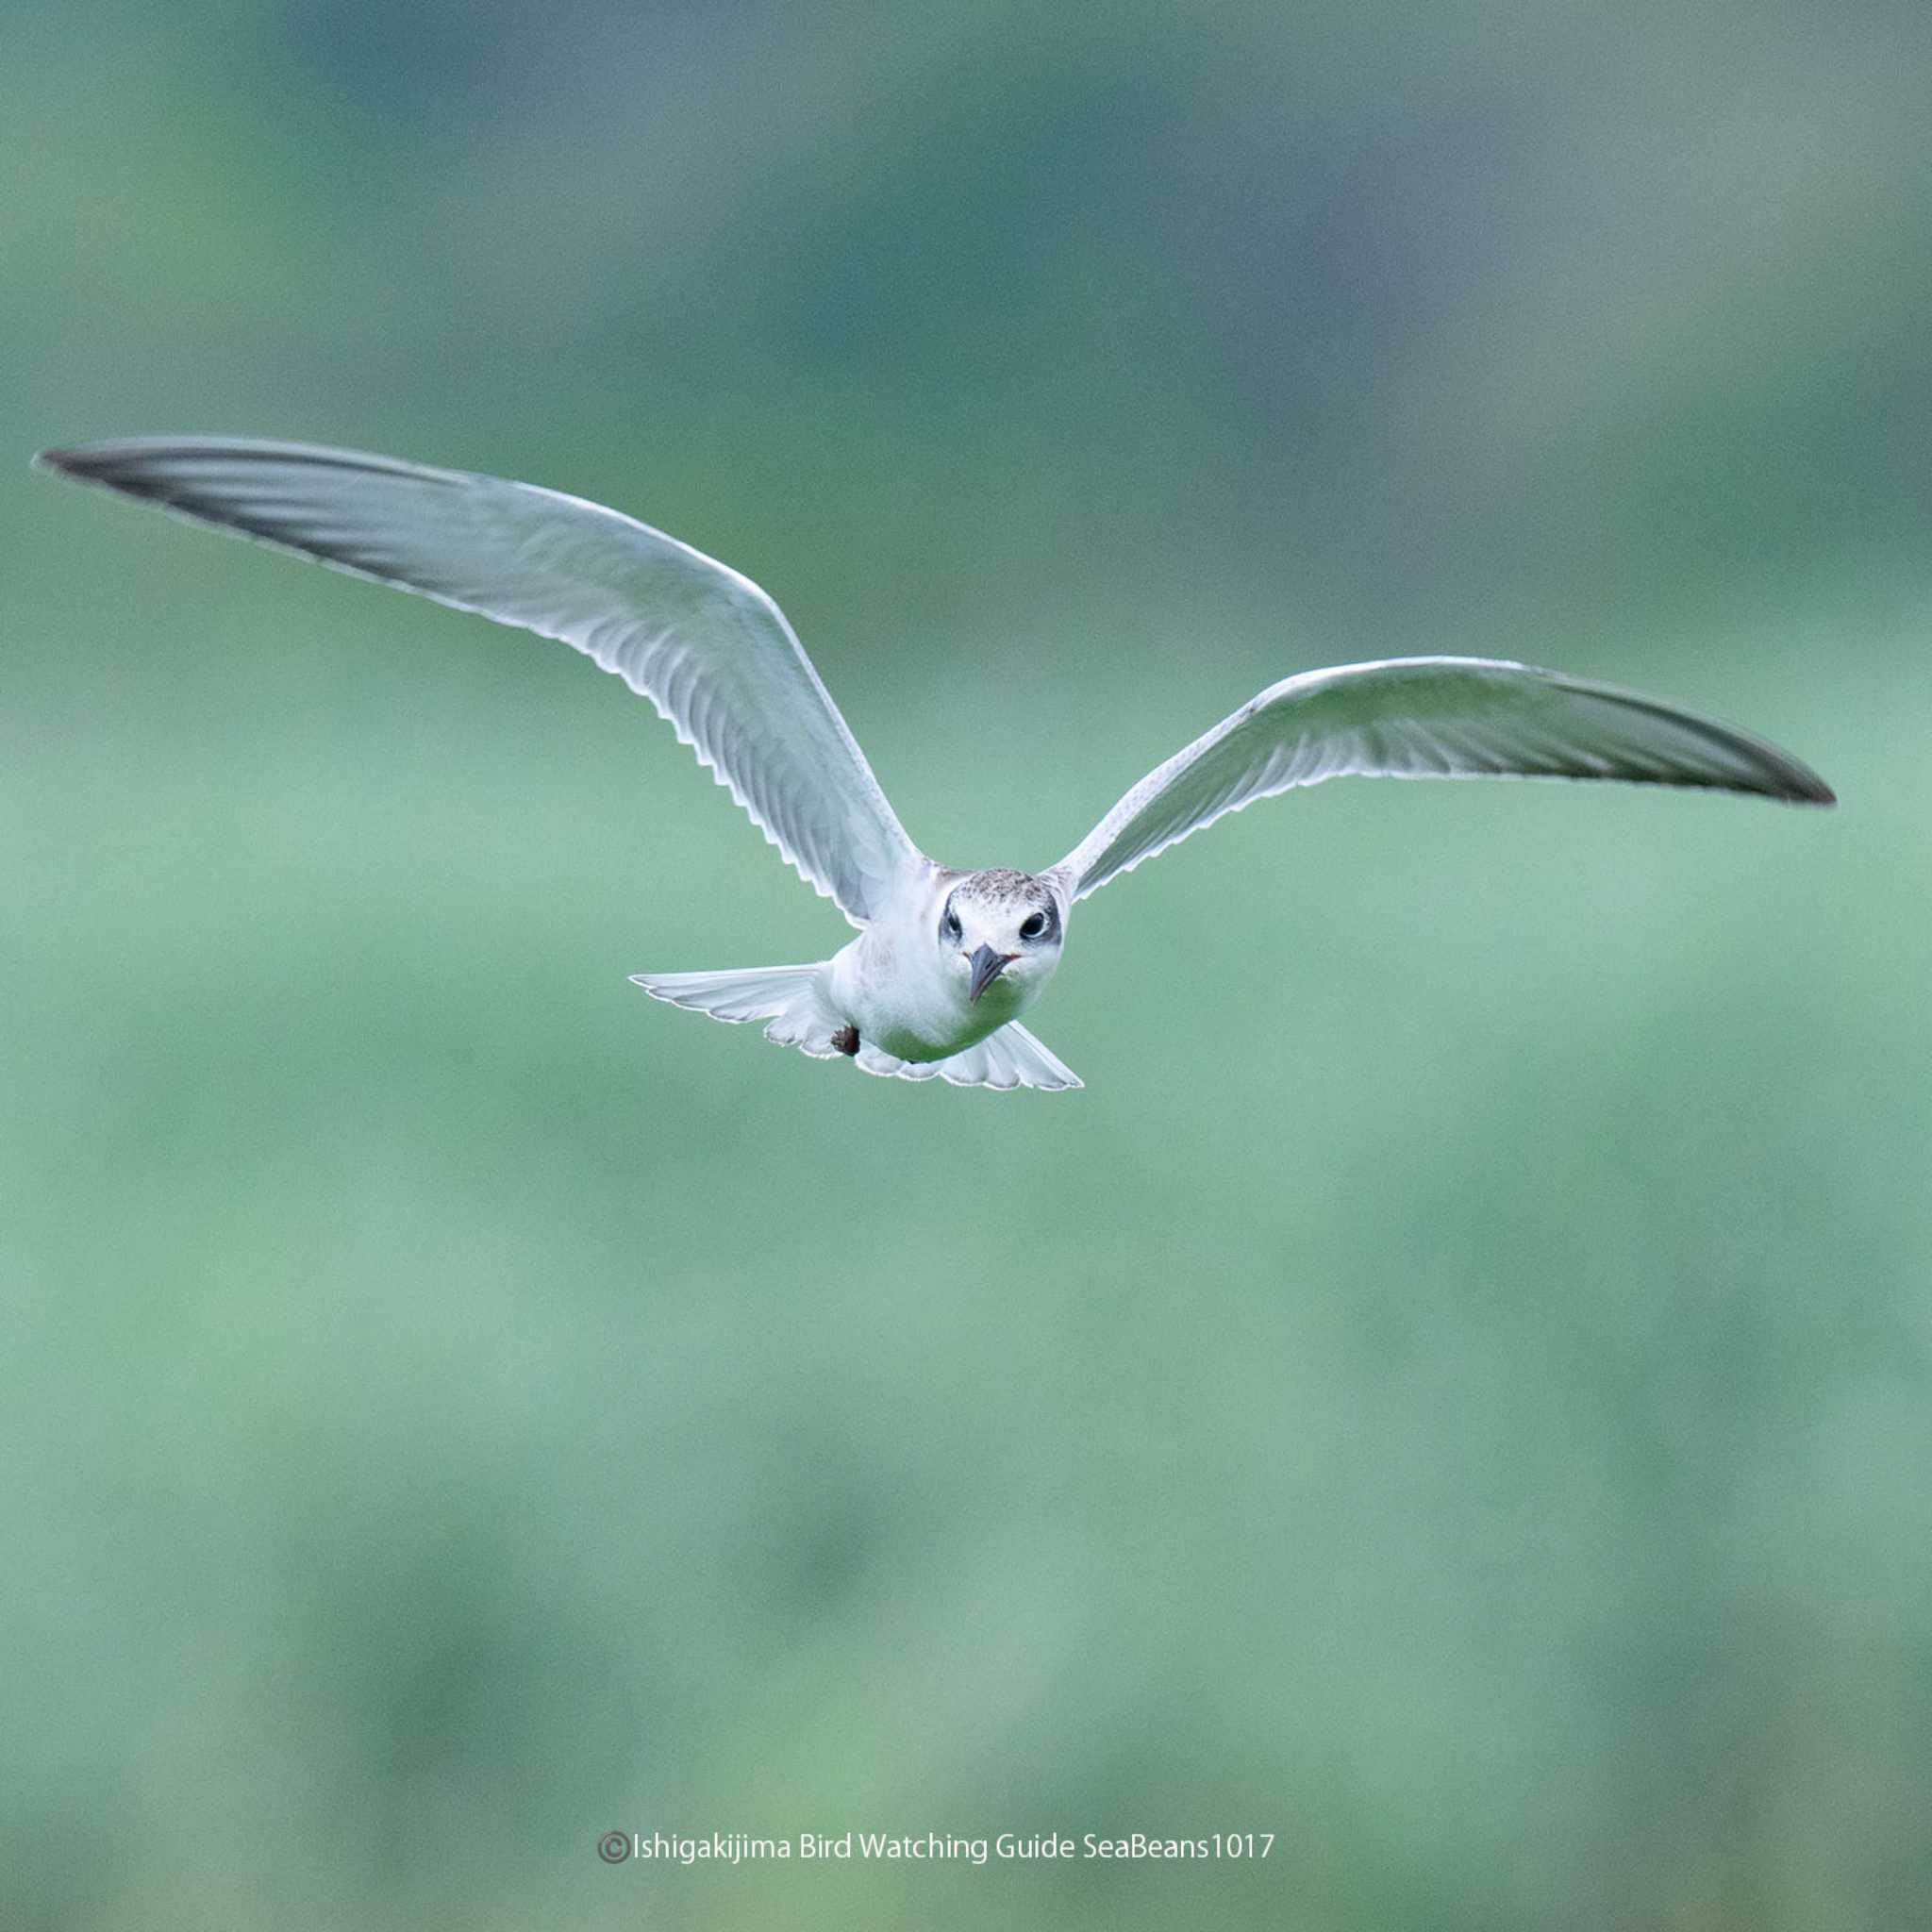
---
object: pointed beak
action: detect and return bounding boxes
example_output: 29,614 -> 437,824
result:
967,943 -> 1016,1005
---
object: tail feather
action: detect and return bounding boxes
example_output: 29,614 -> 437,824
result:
985,1022 -> 1083,1091
632,968 -> 1082,1090
855,1021 -> 1082,1091
629,962 -> 840,1055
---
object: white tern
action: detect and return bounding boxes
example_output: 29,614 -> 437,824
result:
38,439 -> 1835,1091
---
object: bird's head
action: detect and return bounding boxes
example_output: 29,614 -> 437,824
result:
937,869 -> 1066,1009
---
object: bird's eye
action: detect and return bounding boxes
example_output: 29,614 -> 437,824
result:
941,905 -> 962,943
1019,912 -> 1046,941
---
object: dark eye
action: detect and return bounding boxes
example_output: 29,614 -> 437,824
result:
1020,912 -> 1046,941
941,904 -> 962,943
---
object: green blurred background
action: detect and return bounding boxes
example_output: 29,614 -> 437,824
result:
5,2 -> 1928,1925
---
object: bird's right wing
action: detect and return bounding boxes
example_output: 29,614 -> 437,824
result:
1050,656 -> 1834,899
37,438 -> 925,924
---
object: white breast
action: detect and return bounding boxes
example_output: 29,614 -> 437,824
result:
829,921 -> 1028,1063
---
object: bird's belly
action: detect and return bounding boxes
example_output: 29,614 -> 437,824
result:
856,979 -> 1021,1063
867,1007 -> 1005,1063
833,931 -> 1025,1063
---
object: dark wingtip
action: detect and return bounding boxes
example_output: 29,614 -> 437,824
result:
33,441 -> 200,506
34,443 -> 132,487
1782,766 -> 1837,808
36,441 -> 147,484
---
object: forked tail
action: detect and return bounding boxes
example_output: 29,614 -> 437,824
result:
631,963 -> 1083,1090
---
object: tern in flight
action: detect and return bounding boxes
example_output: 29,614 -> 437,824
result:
38,439 -> 1834,1091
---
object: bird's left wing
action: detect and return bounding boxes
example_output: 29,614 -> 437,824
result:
37,438 -> 924,924
1050,656 -> 1834,900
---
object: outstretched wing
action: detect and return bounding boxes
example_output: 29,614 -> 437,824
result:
1051,657 -> 1834,899
37,437 -> 924,924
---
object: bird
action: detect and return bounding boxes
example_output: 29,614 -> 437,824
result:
36,438 -> 1835,1092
